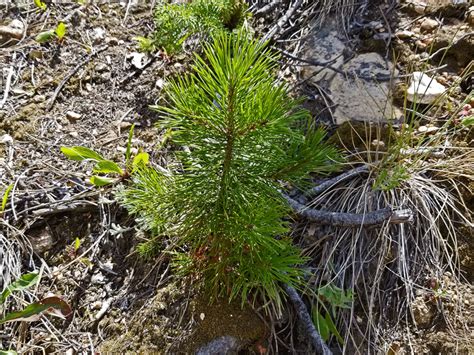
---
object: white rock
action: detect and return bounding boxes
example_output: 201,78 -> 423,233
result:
0,134 -> 13,144
127,52 -> 148,69
92,27 -> 106,42
0,19 -> 25,42
407,72 -> 446,104
66,111 -> 82,122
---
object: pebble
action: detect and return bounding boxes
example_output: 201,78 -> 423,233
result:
0,19 -> 25,43
395,30 -> 416,39
420,18 -> 439,32
69,131 -> 79,138
33,95 -> 46,103
95,63 -> 108,72
66,111 -> 82,123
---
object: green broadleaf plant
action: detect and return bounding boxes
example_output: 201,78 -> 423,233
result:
55,22 -> 66,41
118,32 -> 341,314
61,125 -> 149,186
0,272 -> 39,305
34,0 -> 47,10
35,22 -> 67,44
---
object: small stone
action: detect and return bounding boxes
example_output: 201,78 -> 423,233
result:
415,39 -> 427,50
156,78 -> 165,89
0,19 -> 25,43
406,72 -> 446,105
33,95 -> 46,103
66,111 -> 82,122
127,52 -> 148,69
420,18 -> 439,33
0,134 -> 13,144
92,27 -> 106,43
106,37 -> 119,45
199,313 -> 205,321
69,131 -> 79,138
95,63 -> 108,72
395,30 -> 416,39
85,83 -> 93,92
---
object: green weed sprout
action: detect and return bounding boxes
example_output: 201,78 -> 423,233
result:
119,32 -> 340,313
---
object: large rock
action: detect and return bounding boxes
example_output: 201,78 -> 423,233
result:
301,21 -> 400,125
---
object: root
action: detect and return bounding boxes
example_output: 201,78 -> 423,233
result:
284,284 -> 332,355
284,195 -> 413,227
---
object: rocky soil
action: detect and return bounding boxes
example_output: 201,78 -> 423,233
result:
0,0 -> 473,353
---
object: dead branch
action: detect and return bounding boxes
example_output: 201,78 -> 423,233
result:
284,195 -> 413,227
263,0 -> 304,42
283,284 -> 332,355
305,165 -> 370,198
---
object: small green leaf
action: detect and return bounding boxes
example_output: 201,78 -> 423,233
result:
35,30 -> 55,43
74,237 -> 81,251
0,272 -> 40,305
461,116 -> 474,127
1,184 -> 13,213
132,152 -> 149,170
312,309 -> 330,341
134,36 -> 155,52
60,146 -> 105,162
89,176 -> 119,186
34,0 -> 47,10
125,124 -> 135,166
0,296 -> 72,324
93,160 -> 124,175
55,22 -> 66,41
0,350 -> 18,355
324,312 -> 344,345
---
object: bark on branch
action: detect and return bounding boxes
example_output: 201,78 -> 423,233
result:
305,165 -> 370,198
284,195 -> 413,227
284,284 -> 333,355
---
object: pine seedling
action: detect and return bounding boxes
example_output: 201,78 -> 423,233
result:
119,32 -> 340,313
149,0 -> 248,54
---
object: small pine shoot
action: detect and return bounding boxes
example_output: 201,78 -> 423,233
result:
119,32 -> 340,313
151,0 -> 248,53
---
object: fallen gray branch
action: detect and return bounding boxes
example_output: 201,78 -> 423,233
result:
254,2 -> 279,16
284,195 -> 413,227
0,66 -> 14,109
47,45 -> 108,111
284,285 -> 332,355
305,165 -> 370,198
262,0 -> 304,42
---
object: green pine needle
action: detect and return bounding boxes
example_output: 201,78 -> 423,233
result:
119,31 -> 341,313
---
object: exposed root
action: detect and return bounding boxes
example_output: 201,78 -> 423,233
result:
284,284 -> 332,355
285,194 -> 413,227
